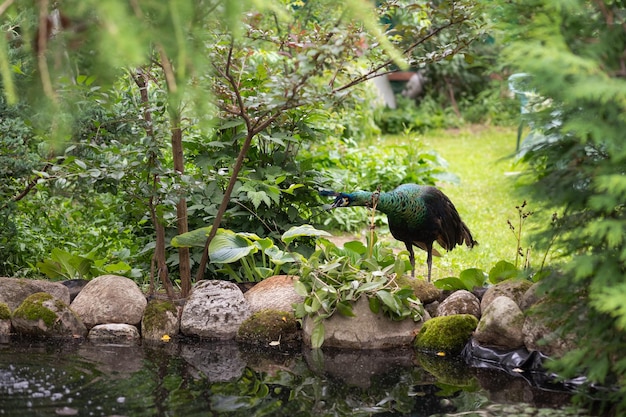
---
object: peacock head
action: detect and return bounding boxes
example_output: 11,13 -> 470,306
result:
326,191 -> 372,209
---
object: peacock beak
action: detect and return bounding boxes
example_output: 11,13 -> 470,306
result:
330,196 -> 348,209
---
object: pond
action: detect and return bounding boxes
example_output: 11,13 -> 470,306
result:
0,337 -> 591,417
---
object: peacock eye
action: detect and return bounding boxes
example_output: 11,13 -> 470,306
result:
342,197 -> 350,206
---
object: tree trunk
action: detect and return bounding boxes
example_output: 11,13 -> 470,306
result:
133,68 -> 176,300
170,111 -> 192,297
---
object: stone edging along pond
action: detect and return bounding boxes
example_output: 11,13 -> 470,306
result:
0,274 -> 573,375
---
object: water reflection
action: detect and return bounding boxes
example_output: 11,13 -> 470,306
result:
0,338 -> 581,417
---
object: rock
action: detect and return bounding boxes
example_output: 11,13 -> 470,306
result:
396,276 -> 442,304
180,280 -> 251,340
88,323 -> 140,343
302,297 -> 427,349
436,290 -> 481,318
474,296 -> 525,349
414,314 -> 478,354
244,275 -> 303,314
142,299 -> 180,340
0,302 -> 11,336
181,341 -> 246,382
522,304 -> 575,358
70,275 -> 147,329
61,279 -> 89,302
236,310 -> 301,348
11,292 -> 87,338
480,279 -> 533,311
520,281 -> 544,311
0,277 -> 70,311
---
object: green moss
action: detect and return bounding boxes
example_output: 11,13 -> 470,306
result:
0,303 -> 11,320
414,314 -> 478,354
143,299 -> 177,332
237,310 -> 300,347
13,292 -> 57,327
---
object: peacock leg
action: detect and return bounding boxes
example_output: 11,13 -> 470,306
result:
405,242 -> 415,278
426,243 -> 433,282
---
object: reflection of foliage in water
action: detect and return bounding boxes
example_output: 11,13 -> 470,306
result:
0,341 -> 586,417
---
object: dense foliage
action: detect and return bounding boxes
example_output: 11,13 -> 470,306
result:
0,0 -> 483,288
490,0 -> 626,413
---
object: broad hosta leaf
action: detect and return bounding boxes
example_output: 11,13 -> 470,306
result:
434,276 -> 468,291
209,230 -> 257,264
265,246 -> 298,265
171,226 -> 212,248
281,224 -> 332,244
343,240 -> 367,255
459,268 -> 487,289
488,260 -> 518,284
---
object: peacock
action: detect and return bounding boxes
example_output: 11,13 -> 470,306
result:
322,183 -> 477,282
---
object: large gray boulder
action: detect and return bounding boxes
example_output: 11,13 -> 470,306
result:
70,275 -> 147,329
474,295 -> 525,349
0,277 -> 70,311
180,280 -> 251,339
302,297 -> 428,349
436,290 -> 481,319
244,275 -> 303,314
11,292 -> 87,338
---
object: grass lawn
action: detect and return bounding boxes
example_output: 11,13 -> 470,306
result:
347,124 -> 545,280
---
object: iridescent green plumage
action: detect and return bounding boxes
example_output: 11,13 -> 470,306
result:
327,183 -> 477,281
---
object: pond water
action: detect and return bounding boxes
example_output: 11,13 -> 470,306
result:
0,337 -> 591,417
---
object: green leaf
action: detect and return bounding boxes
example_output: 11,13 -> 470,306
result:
254,267 -> 274,279
209,230 -> 257,263
336,301 -> 355,317
368,296 -> 380,314
294,280 -> 309,297
434,276 -> 467,291
282,183 -> 304,195
355,280 -> 384,293
488,260 -> 518,284
171,226 -> 212,248
281,224 -> 332,244
311,322 -> 325,349
343,240 -> 366,255
376,290 -> 401,314
265,246 -> 298,265
459,268 -> 486,290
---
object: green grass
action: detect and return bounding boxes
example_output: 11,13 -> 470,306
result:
336,125 -> 547,280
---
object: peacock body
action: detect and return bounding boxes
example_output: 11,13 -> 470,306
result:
325,183 -> 477,281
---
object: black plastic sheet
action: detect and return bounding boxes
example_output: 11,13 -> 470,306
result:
461,338 -> 588,393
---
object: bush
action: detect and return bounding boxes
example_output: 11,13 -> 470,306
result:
492,0 -> 626,413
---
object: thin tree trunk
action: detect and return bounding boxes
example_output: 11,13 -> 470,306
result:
170,112 -> 191,297
158,47 -> 192,297
133,68 -> 176,300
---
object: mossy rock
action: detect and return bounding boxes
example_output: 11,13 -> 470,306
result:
396,275 -> 441,304
143,299 -> 178,332
237,310 -> 301,348
414,314 -> 478,354
0,302 -> 11,320
12,293 -> 57,327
